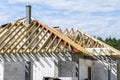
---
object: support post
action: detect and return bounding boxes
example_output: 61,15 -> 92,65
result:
108,58 -> 111,80
117,58 -> 120,80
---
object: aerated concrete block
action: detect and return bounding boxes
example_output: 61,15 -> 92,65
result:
0,61 -> 4,80
4,62 -> 25,80
58,61 -> 77,77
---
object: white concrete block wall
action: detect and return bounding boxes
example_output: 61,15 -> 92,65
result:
0,52 -> 118,80
91,61 -> 108,80
33,57 -> 55,80
49,52 -> 72,77
0,52 -> 72,80
91,61 -> 117,80
0,61 -> 4,80
79,58 -> 92,80
111,62 -> 117,80
32,52 -> 72,80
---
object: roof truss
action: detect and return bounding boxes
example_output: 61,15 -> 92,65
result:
0,18 -> 88,54
0,18 -> 120,58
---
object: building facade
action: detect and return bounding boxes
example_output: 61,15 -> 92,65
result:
0,18 -> 119,80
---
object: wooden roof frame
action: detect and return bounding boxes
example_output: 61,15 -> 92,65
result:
0,18 -> 120,58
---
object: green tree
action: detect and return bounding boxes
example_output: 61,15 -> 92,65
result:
96,36 -> 120,50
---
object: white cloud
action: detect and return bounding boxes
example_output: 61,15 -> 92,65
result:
0,0 -> 120,39
8,0 -> 120,12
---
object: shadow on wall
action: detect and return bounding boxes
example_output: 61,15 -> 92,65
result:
92,55 -> 117,80
0,52 -> 72,68
0,52 -> 117,80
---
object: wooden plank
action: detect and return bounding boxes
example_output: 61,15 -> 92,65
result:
77,30 -> 120,55
2,23 -> 29,53
17,24 -> 39,52
46,36 -> 57,51
0,25 -> 9,34
53,39 -> 62,52
37,21 -> 89,54
0,22 -> 15,40
8,22 -> 36,53
0,22 -> 23,51
31,30 -> 49,52
62,42 -> 67,52
24,27 -> 44,52
4,22 -> 23,53
38,33 -> 52,52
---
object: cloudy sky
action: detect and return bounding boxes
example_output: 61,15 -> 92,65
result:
0,0 -> 120,39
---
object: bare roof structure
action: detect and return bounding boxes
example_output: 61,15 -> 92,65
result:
0,18 -> 120,58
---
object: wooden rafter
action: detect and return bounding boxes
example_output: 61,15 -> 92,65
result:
8,22 -> 36,53
63,28 -> 120,57
0,18 -> 119,58
38,33 -> 52,52
53,39 -> 62,52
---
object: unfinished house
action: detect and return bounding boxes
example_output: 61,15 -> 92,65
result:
0,4 -> 120,80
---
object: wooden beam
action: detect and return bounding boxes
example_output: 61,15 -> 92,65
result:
38,33 -> 52,52
53,39 -> 62,52
46,36 -> 57,51
104,49 -> 110,55
31,29 -> 49,52
62,42 -> 67,52
16,23 -> 39,52
0,23 -> 21,50
77,30 -> 120,55
86,38 -> 91,48
0,22 -> 23,51
8,22 -> 36,53
2,23 -> 29,53
0,22 -> 15,40
0,25 -> 9,34
23,25 -> 44,52
78,34 -> 83,45
4,22 -> 23,53
37,21 -> 89,54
